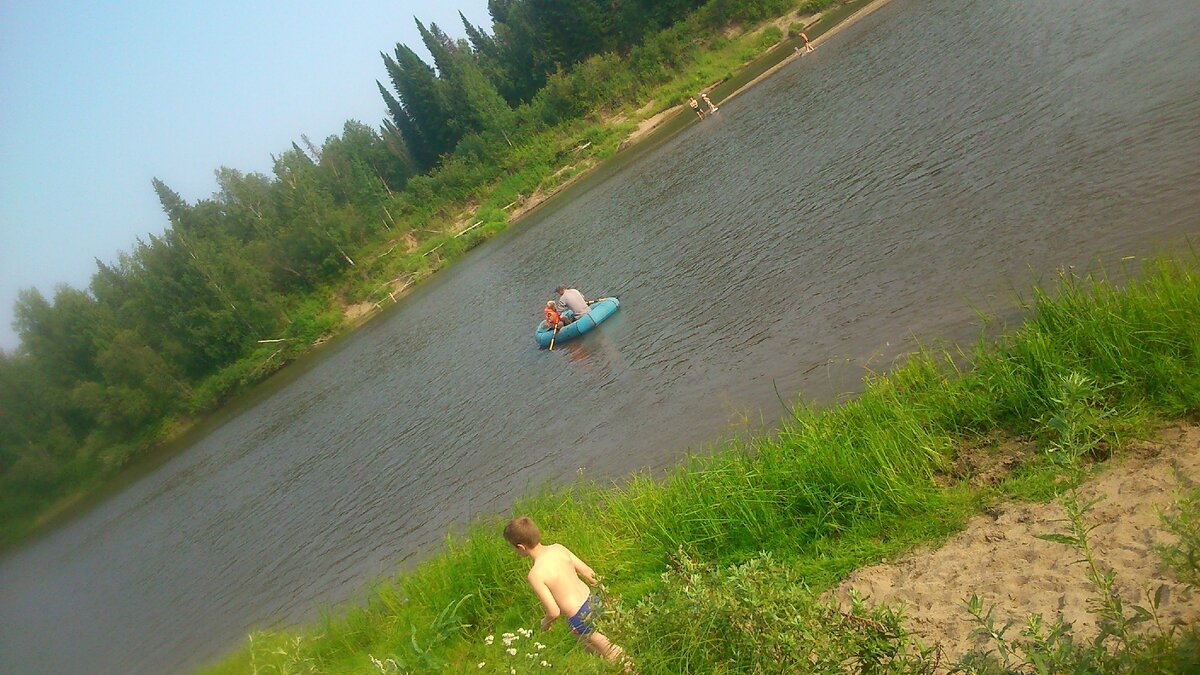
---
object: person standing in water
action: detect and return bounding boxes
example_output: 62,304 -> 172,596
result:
688,96 -> 705,119
700,92 -> 718,114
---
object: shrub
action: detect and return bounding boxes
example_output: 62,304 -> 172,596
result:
757,25 -> 785,49
609,550 -> 936,671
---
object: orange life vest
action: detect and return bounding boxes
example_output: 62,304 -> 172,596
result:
545,306 -> 561,327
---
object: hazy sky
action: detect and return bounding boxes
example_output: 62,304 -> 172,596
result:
0,0 -> 492,351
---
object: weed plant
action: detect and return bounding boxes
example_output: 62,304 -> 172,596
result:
957,486 -> 1200,674
1157,486 -> 1200,591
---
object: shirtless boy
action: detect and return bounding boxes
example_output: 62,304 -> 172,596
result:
503,516 -> 627,664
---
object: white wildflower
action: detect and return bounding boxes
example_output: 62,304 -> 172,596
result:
535,642 -> 545,650
485,635 -> 494,645
506,647 -> 517,656
477,662 -> 486,669
541,661 -> 551,667
527,652 -> 536,659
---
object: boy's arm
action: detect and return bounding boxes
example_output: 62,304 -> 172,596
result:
566,548 -> 599,586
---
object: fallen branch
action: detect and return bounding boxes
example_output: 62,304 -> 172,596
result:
454,221 -> 485,238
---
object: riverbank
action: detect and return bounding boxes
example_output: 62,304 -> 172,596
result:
339,0 -> 890,324
204,253 -> 1200,673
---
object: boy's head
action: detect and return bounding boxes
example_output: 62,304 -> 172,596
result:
546,300 -> 555,308
504,516 -> 541,555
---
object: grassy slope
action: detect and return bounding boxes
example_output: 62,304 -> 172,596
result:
202,254 -> 1199,673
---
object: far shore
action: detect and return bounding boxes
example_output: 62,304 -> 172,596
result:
340,0 -> 893,328
3,0 -> 894,553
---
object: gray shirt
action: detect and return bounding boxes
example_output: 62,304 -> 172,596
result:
556,288 -> 590,317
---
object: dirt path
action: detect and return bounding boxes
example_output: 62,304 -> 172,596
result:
833,424 -> 1200,664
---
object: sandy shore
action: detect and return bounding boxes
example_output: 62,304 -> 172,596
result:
833,423 -> 1200,665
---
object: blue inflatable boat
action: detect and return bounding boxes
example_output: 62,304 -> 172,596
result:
535,297 -> 620,348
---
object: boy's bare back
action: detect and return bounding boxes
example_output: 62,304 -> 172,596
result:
504,516 -> 629,667
528,543 -> 595,619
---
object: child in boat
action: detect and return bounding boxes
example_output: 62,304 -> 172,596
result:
544,300 -> 563,330
504,516 -> 629,667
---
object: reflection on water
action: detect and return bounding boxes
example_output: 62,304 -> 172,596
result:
2,0 -> 1198,672
562,323 -> 627,371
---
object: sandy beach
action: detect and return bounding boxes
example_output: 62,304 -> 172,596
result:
834,423 -> 1200,664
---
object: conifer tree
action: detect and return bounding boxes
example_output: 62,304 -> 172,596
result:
417,21 -> 512,141
380,43 -> 454,170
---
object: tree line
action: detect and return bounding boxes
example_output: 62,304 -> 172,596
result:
0,0 -> 833,543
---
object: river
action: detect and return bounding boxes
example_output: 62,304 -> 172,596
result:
2,0 -> 1198,672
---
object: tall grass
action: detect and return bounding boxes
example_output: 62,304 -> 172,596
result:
203,252 -> 1200,673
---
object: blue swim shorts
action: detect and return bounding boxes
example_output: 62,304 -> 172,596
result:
567,594 -> 602,636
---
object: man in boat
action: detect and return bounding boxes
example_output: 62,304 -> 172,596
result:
555,285 -> 590,324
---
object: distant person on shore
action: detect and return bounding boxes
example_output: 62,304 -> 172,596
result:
504,516 -> 629,666
555,286 -> 590,322
700,92 -> 718,114
688,96 -> 705,119
796,31 -> 814,53
544,300 -> 563,330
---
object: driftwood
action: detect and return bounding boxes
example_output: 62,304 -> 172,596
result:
455,220 -> 485,238
372,245 -> 398,261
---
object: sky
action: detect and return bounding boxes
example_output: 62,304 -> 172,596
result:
0,0 -> 493,351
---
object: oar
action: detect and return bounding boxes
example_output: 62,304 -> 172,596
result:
548,324 -> 559,351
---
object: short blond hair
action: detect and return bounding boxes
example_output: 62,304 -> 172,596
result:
503,516 -> 541,548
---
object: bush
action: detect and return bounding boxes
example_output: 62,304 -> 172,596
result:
757,25 -> 784,49
609,550 -> 936,671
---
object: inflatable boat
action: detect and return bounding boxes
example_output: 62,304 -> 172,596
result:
535,297 -> 620,348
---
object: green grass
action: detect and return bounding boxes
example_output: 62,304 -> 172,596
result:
201,253 -> 1200,674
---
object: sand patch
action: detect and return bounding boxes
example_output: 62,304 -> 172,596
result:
343,300 -> 376,326
833,424 -> 1200,664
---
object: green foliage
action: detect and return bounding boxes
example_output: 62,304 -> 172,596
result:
757,25 -> 785,49
609,550 -> 936,672
799,0 -> 841,13
1157,487 -> 1200,590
